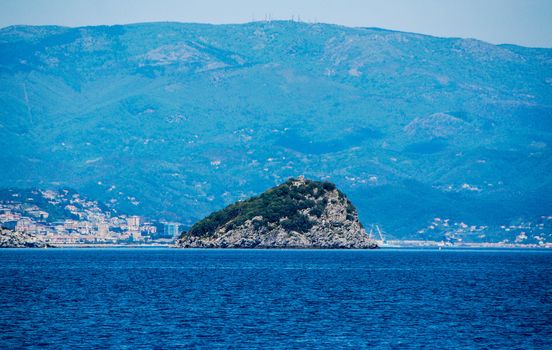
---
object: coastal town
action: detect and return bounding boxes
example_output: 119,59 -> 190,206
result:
0,189 -> 181,245
1,187 -> 550,248
409,216 -> 552,248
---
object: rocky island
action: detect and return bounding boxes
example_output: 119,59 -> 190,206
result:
0,228 -> 50,248
177,177 -> 378,249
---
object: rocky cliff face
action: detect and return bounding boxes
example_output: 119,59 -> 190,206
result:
177,177 -> 377,249
0,228 -> 50,248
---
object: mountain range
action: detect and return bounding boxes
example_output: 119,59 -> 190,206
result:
1,21 -> 551,240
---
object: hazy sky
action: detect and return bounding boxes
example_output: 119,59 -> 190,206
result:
1,0 -> 551,47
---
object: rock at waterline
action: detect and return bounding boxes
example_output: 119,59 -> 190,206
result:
0,228 -> 51,248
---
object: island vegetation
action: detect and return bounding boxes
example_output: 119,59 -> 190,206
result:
186,178 -> 357,237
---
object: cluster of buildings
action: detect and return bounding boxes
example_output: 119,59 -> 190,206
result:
2,188 -> 550,248
414,216 -> 552,246
0,189 -> 183,245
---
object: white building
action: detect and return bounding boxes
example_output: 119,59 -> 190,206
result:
164,223 -> 181,238
127,216 -> 141,231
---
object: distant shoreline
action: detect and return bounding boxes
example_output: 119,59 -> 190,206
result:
7,242 -> 549,249
383,240 -> 552,249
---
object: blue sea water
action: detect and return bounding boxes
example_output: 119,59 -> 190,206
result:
0,249 -> 551,349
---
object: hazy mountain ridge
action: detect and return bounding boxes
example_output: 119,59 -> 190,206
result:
1,21 -> 551,240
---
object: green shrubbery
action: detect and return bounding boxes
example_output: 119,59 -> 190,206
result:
186,178 -> 348,237
281,213 -> 313,233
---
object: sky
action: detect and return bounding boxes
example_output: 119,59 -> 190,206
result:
1,0 -> 551,48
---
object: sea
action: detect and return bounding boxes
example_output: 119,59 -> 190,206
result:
0,248 -> 550,349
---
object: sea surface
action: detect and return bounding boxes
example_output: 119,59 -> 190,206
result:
0,248 -> 551,349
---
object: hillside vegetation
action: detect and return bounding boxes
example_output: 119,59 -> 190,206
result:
1,21 -> 551,239
187,178 -> 356,237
